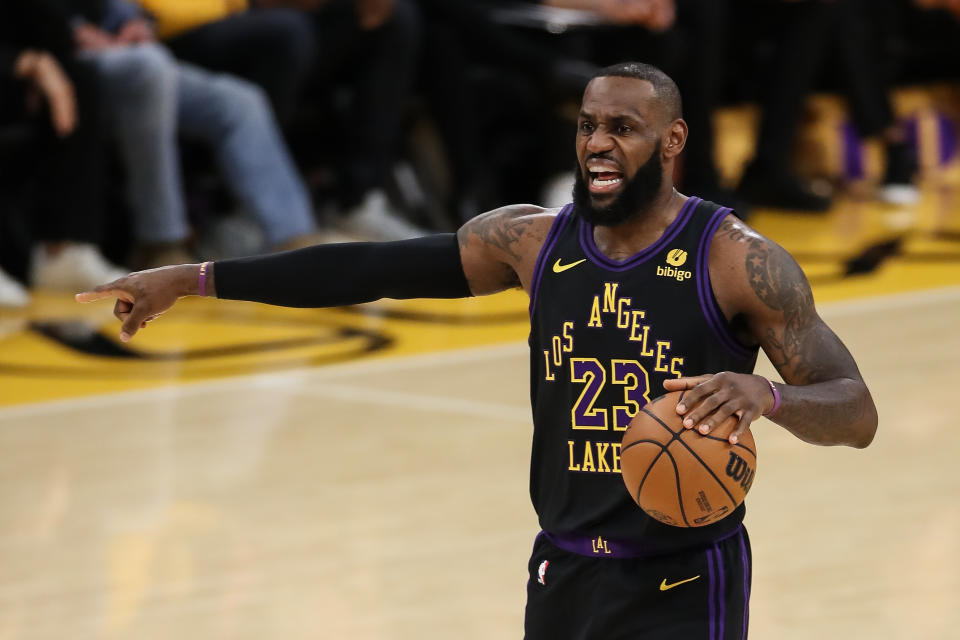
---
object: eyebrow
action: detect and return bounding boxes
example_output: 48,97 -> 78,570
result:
578,111 -> 644,124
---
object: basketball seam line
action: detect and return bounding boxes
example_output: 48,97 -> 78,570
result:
621,438 -> 663,454
638,405 -> 740,510
663,448 -> 690,527
699,433 -> 756,459
635,446 -> 666,504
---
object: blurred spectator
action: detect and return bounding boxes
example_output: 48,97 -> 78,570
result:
417,0 -> 600,218
137,0 -> 314,125
70,0 -> 325,268
737,0 -> 918,211
0,0 -> 125,304
137,0 -> 427,241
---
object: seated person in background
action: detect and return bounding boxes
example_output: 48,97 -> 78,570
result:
1,0 -> 125,300
737,0 -> 918,212
138,0 -> 428,241
70,0 -> 327,268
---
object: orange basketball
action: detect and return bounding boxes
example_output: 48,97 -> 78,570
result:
621,390 -> 758,527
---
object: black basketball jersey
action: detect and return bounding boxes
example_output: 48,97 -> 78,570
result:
527,197 -> 759,554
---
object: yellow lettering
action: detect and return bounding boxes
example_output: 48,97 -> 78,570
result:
582,442 -> 595,472
629,310 -> 646,342
611,442 -> 622,473
670,357 -> 684,379
655,341 -> 671,372
639,325 -> 654,357
592,536 -> 611,554
596,442 -> 611,472
543,350 -> 555,381
552,335 -> 563,367
562,321 -> 574,353
616,297 -> 632,329
602,282 -> 619,313
588,296 -> 603,327
567,440 -> 580,471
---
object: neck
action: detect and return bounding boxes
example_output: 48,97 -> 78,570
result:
591,187 -> 686,261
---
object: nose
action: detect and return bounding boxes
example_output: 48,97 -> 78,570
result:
585,128 -> 614,155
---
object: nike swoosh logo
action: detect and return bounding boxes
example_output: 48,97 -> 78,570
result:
552,258 -> 587,273
659,575 -> 701,591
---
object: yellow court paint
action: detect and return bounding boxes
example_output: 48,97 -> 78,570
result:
1,187 -> 958,408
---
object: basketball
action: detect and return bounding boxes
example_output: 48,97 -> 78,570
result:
621,391 -> 758,528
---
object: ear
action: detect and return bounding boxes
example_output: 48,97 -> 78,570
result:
662,119 -> 688,160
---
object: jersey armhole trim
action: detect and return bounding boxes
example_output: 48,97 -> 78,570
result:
696,208 -> 756,359
529,204 -> 574,317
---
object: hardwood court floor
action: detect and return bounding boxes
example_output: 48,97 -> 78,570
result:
1,184 -> 959,638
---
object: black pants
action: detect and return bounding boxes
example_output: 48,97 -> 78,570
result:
307,0 -> 422,203
0,58 -> 105,245
166,8 -> 316,126
524,527 -> 752,639
749,0 -> 897,172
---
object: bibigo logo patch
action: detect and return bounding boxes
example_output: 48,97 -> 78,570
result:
657,249 -> 692,281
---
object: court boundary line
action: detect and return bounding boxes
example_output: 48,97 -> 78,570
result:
2,285 -> 958,419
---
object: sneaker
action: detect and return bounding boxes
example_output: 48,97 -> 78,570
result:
337,190 -> 428,241
0,267 -> 29,308
879,141 -> 920,206
738,164 -> 831,213
30,243 -> 128,292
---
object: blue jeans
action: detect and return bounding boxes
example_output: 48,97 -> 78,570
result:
84,43 -> 315,246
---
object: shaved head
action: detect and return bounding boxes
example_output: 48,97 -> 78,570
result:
592,62 -> 682,123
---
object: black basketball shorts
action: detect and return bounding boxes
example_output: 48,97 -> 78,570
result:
524,526 -> 752,639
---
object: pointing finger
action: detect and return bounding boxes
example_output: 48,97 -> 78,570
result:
76,284 -> 134,304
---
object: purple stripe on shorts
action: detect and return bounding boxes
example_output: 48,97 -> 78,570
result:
714,546 -> 726,640
578,197 -> 700,272
706,548 -> 717,640
695,207 -> 754,359
739,530 -> 751,640
528,204 -> 574,316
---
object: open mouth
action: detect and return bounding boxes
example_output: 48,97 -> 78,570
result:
589,171 -> 623,192
585,159 -> 624,194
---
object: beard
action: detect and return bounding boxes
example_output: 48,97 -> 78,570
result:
572,142 -> 664,227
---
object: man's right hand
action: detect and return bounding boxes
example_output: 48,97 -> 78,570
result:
76,264 -> 204,342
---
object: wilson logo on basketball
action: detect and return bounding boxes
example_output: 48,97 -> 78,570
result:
725,452 -> 755,492
657,249 -> 692,282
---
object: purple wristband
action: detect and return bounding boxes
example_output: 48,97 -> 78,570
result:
198,261 -> 210,297
763,378 -> 781,416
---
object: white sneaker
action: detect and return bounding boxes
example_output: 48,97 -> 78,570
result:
879,183 -> 921,207
30,243 -> 128,292
337,190 -> 428,242
0,267 -> 29,308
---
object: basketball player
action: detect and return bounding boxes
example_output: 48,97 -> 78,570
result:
77,62 -> 878,638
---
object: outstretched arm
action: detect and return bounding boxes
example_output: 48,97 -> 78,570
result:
665,216 -> 878,448
77,205 -> 553,341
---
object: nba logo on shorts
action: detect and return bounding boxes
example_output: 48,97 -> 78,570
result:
537,560 -> 549,585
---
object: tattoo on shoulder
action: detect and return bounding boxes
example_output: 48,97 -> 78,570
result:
460,206 -> 539,262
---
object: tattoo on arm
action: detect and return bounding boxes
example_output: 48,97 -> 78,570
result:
727,221 -> 877,446
742,233 -> 842,384
460,209 -> 536,262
